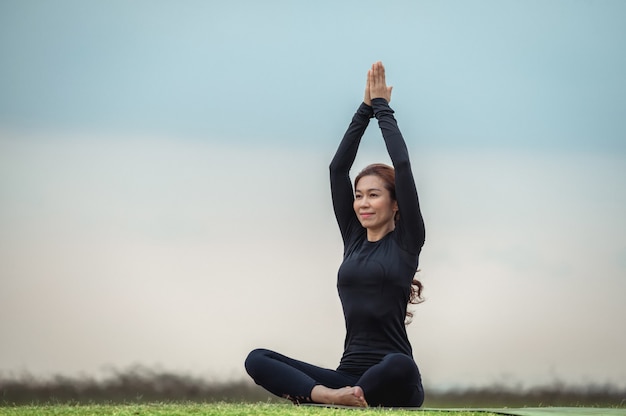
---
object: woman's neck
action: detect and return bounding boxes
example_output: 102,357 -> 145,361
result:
366,222 -> 395,242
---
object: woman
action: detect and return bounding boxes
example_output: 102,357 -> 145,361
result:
245,61 -> 426,408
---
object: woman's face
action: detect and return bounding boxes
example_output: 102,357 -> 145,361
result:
353,175 -> 398,232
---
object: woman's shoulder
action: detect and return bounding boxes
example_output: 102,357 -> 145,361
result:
343,227 -> 367,251
391,225 -> 424,256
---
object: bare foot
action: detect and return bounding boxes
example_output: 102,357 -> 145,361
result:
311,385 -> 368,407
353,386 -> 367,405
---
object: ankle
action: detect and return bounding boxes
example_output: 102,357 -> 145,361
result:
311,385 -> 332,403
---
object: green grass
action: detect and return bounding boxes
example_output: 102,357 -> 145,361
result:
0,402 -> 501,416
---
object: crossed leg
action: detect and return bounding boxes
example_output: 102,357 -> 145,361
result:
245,349 -> 423,408
356,353 -> 424,407
245,348 -> 362,405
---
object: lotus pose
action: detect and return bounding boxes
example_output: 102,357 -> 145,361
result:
245,61 -> 426,408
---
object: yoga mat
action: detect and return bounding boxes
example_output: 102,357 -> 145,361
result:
420,409 -> 626,416
302,403 -> 626,415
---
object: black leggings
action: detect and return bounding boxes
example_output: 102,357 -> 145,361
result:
244,348 -> 424,407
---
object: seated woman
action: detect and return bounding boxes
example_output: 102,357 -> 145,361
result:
245,61 -> 426,408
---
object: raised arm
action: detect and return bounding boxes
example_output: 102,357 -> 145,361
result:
329,102 -> 372,245
369,62 -> 425,252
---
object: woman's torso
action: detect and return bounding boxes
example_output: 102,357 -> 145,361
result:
336,229 -> 420,375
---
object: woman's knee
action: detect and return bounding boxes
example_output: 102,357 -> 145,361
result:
244,348 -> 272,377
382,353 -> 421,381
360,353 -> 423,407
384,353 -> 415,365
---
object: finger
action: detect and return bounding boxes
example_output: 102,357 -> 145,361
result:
372,62 -> 382,85
378,62 -> 386,84
378,62 -> 386,83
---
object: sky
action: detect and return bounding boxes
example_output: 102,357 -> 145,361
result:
1,0 -> 625,390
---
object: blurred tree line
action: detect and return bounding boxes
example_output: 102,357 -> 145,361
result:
1,366 -> 624,407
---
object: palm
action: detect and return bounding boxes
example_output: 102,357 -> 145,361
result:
368,61 -> 392,103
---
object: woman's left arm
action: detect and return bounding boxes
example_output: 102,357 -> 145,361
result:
368,62 -> 425,252
373,98 -> 425,252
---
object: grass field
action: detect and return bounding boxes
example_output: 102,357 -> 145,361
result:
0,403 -> 501,416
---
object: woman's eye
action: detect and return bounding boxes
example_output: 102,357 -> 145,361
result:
355,194 -> 362,199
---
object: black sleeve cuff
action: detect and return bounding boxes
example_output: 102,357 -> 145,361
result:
372,97 -> 394,117
356,102 -> 375,118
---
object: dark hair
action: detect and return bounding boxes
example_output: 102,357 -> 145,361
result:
354,163 -> 425,324
405,275 -> 424,325
354,163 -> 396,199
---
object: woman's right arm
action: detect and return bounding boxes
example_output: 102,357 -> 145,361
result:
329,103 -> 372,245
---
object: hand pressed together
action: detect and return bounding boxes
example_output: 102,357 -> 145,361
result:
365,61 -> 393,105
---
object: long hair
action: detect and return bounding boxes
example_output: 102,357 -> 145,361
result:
354,163 -> 425,324
406,275 -> 424,325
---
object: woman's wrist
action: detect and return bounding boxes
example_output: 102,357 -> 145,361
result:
357,102 -> 374,118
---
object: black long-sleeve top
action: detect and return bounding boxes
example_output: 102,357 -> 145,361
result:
329,98 -> 425,376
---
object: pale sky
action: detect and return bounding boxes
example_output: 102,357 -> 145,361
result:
1,0 -> 625,390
